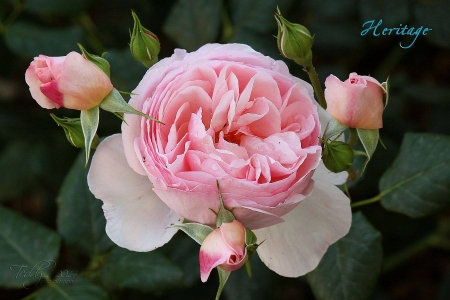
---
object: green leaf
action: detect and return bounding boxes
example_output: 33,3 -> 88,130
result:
4,21 -> 83,58
57,151 -> 113,257
80,106 -> 99,166
99,247 -> 183,293
35,275 -> 108,300
163,0 -> 222,51
356,128 -> 379,174
24,0 -> 92,15
99,88 -> 161,123
0,206 -> 61,288
216,267 -> 231,300
380,133 -> 450,218
171,223 -> 214,245
306,212 -> 383,300
0,141 -> 48,202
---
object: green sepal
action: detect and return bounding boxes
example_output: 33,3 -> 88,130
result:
50,114 -> 99,149
245,228 -> 257,246
322,140 -> 354,173
77,43 -> 111,78
323,118 -> 348,140
216,181 -> 235,227
80,106 -> 100,166
170,223 -> 213,245
99,88 -> 162,123
357,128 -> 379,174
216,267 -> 231,300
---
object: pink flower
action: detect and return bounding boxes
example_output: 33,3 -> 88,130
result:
324,73 -> 386,129
25,52 -> 113,110
199,220 -> 247,282
88,44 -> 351,277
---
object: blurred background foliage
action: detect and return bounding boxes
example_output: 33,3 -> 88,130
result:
0,0 -> 449,299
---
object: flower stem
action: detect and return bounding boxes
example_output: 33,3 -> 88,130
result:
383,220 -> 450,272
76,13 -> 104,54
347,128 -> 358,148
351,194 -> 381,208
304,62 -> 327,109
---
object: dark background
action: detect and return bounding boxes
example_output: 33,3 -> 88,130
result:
0,0 -> 449,299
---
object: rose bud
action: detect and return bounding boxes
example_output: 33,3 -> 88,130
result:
324,73 -> 386,129
275,8 -> 313,67
199,220 -> 248,282
130,11 -> 160,68
25,52 -> 113,111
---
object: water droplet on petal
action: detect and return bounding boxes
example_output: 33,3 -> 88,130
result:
211,164 -> 219,171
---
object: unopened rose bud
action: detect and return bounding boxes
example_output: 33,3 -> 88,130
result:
130,11 -> 160,68
324,73 -> 387,129
25,52 -> 113,111
199,220 -> 248,282
274,8 -> 313,67
322,140 -> 354,172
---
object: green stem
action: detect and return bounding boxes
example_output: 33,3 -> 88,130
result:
383,234 -> 438,272
347,128 -> 358,148
351,194 -> 381,208
304,62 -> 327,109
383,220 -> 450,272
219,5 -> 233,44
76,13 -> 104,53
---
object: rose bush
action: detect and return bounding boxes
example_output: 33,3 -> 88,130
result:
25,52 -> 113,110
324,73 -> 386,129
88,44 -> 351,277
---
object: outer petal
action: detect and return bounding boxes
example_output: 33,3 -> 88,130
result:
199,229 -> 233,282
87,134 -> 182,252
324,75 -> 354,126
25,65 -> 59,109
254,180 -> 352,277
58,52 -> 113,110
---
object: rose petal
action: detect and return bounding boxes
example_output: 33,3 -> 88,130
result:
254,180 -> 352,277
25,64 -> 59,109
199,229 -> 233,282
58,52 -> 113,110
87,134 -> 182,251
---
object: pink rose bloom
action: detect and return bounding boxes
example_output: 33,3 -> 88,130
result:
199,220 -> 247,282
88,44 -> 351,277
324,73 -> 386,129
25,52 -> 113,110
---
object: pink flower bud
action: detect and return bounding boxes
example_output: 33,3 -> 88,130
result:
199,220 -> 248,282
25,52 -> 113,111
324,73 -> 386,129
